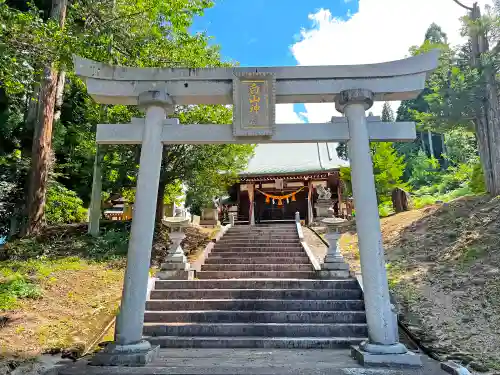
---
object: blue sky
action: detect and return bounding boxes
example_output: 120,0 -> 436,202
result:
192,0 -> 357,122
191,0 -> 490,122
192,0 -> 357,67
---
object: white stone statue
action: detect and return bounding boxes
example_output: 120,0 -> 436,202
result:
316,185 -> 332,200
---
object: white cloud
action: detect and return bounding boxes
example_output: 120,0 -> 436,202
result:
275,104 -> 304,124
281,0 -> 493,123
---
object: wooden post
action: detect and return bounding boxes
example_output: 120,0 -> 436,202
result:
307,180 -> 313,225
248,184 -> 255,226
337,179 -> 343,218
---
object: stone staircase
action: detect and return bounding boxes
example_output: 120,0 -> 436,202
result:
143,224 -> 368,348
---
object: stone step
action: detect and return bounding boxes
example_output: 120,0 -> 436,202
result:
144,310 -> 367,324
154,279 -> 359,290
219,240 -> 299,244
228,228 -> 296,231
205,257 -> 310,264
215,243 -> 302,249
211,245 -> 304,255
149,288 -> 363,300
222,235 -> 299,240
196,270 -> 317,279
144,336 -> 365,349
229,225 -> 295,229
218,238 -> 299,243
209,253 -> 305,259
145,299 -> 364,311
200,264 -> 313,272
216,243 -> 301,248
143,323 -> 368,337
226,231 -> 296,236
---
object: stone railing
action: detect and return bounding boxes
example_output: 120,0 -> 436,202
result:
295,212 -> 321,271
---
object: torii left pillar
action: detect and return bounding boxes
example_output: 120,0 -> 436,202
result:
91,90 -> 172,366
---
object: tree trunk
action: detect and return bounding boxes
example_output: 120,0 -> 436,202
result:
469,3 -> 500,196
26,67 -> 58,234
53,70 -> 66,122
25,83 -> 42,130
441,134 -> 448,169
483,69 -> 500,195
156,178 -> 167,224
391,187 -> 410,213
25,0 -> 67,235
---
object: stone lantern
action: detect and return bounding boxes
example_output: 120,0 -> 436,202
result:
157,216 -> 192,280
319,217 -> 351,278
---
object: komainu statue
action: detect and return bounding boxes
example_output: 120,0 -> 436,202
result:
316,185 -> 332,200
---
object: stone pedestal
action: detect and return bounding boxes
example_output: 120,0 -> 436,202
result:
318,217 -> 351,279
314,199 -> 332,221
90,341 -> 159,367
157,217 -> 192,280
201,207 -> 218,226
229,213 -> 236,226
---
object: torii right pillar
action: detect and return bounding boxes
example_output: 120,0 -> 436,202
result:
336,89 -> 421,367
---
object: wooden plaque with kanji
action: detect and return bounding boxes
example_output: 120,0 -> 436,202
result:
232,72 -> 276,137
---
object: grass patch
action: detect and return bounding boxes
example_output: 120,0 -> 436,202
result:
412,186 -> 476,209
385,263 -> 421,304
0,275 -> 42,310
0,257 -> 86,311
459,245 -> 487,265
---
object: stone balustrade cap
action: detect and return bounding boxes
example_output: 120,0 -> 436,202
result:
163,217 -> 190,227
322,217 -> 350,227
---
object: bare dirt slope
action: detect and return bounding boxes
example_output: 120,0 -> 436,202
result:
340,195 -> 500,372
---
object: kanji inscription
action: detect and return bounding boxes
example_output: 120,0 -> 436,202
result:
232,72 -> 276,137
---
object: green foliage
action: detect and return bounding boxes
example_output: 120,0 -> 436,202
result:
444,130 -> 478,165
339,143 -> 406,204
1,0 -> 254,234
0,150 -> 30,237
381,102 -> 395,122
407,151 -> 441,188
412,186 -> 475,209
3,226 -> 129,262
371,142 -> 407,201
339,167 -> 352,196
163,181 -> 183,205
0,274 -> 43,310
178,106 -> 255,215
45,181 -> 87,225
470,162 -> 487,193
379,201 -> 394,217
86,230 -> 129,260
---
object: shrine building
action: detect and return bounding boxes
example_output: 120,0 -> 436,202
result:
226,142 -> 354,225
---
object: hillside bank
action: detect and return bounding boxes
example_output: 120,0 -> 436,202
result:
341,195 -> 500,371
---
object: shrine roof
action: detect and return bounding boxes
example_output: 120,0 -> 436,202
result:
240,143 -> 348,176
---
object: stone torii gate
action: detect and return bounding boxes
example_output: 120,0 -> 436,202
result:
74,50 -> 439,367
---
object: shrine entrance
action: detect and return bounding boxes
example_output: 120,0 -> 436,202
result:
74,50 -> 439,367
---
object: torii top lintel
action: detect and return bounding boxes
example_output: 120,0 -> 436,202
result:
73,50 -> 440,106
